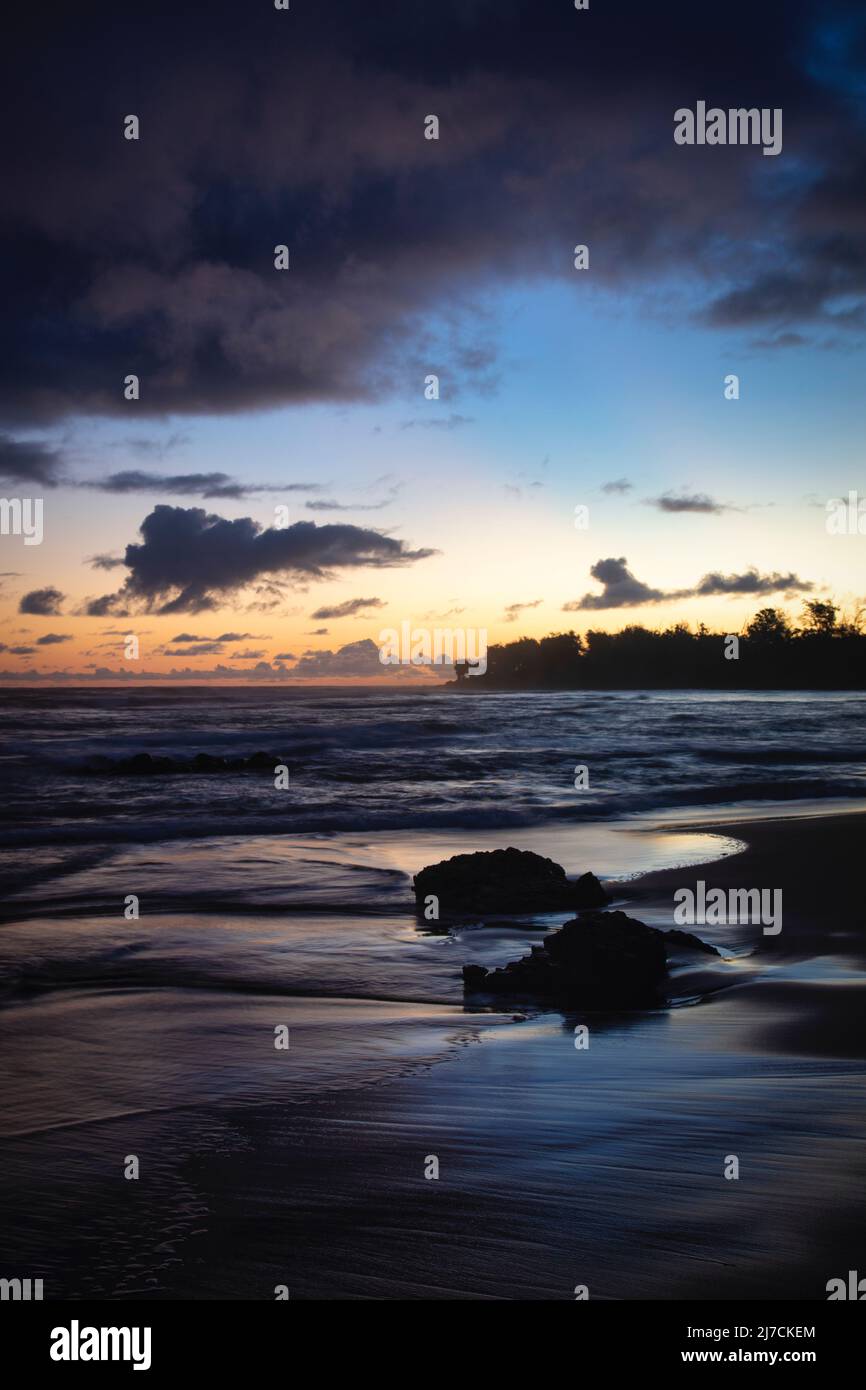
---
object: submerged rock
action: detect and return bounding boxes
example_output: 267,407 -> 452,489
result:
462,909 -> 719,1009
413,847 -> 609,916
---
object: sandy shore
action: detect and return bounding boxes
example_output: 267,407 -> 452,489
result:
1,807 -> 865,1300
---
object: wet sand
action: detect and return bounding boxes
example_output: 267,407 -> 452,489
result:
1,808 -> 865,1299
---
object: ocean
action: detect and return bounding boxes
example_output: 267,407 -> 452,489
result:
1,687 -> 865,1298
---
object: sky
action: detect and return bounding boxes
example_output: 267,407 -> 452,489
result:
1,0 -> 864,683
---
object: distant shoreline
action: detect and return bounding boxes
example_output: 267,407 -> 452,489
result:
445,680 -> 866,691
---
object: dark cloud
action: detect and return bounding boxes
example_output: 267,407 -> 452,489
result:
310,597 -> 386,620
291,640 -> 383,679
3,2 -> 865,427
169,631 -> 259,642
564,557 -> 815,610
86,505 -> 434,615
85,594 -> 129,618
164,643 -> 226,656
0,433 -> 64,487
274,651 -> 296,660
86,470 -> 321,500
601,478 -> 634,495
694,568 -> 814,597
504,599 -> 542,622
6,645 -> 36,655
305,628 -> 329,636
306,499 -> 390,513
35,632 -> 72,645
19,586 -> 65,615
565,558 -> 667,611
647,491 -> 730,514
87,553 -> 126,570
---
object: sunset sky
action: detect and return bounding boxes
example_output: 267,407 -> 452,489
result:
1,0 -> 864,682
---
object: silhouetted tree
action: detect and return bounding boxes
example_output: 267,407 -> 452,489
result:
746,608 -> 791,644
454,605 -> 865,690
801,600 -> 838,635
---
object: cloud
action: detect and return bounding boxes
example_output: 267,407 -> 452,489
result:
750,331 -> 808,350
85,594 -> 130,618
646,491 -> 730,514
35,632 -> 72,645
601,478 -> 634,495
87,553 -> 127,570
0,663 -> 299,683
503,462 -> 548,499
310,597 -> 385,620
19,586 -> 65,615
564,557 -> 666,611
290,638 -> 436,680
504,599 -> 542,622
86,505 -> 435,615
422,606 -> 465,621
1,645 -> 36,655
306,498 -> 391,512
564,557 -> 815,611
0,433 -> 64,487
4,2 -> 865,428
164,643 -> 226,656
305,628 -> 329,636
170,631 -> 258,642
291,640 -> 383,678
121,433 -> 191,458
0,642 -> 434,682
305,479 -> 402,513
694,568 -> 814,597
85,470 -> 322,500
274,651 -> 296,660
399,414 -> 474,431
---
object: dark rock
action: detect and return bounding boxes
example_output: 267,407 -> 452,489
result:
413,847 -> 610,916
193,753 -> 224,770
462,964 -> 489,990
664,929 -> 721,956
461,910 -> 717,1009
247,751 -> 277,769
573,871 -> 609,909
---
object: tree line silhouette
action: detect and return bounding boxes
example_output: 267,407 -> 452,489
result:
456,603 -> 866,689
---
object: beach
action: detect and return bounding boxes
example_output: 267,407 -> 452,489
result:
2,763 -> 865,1298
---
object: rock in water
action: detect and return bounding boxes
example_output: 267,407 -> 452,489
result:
461,909 -> 718,1009
413,847 -> 609,916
